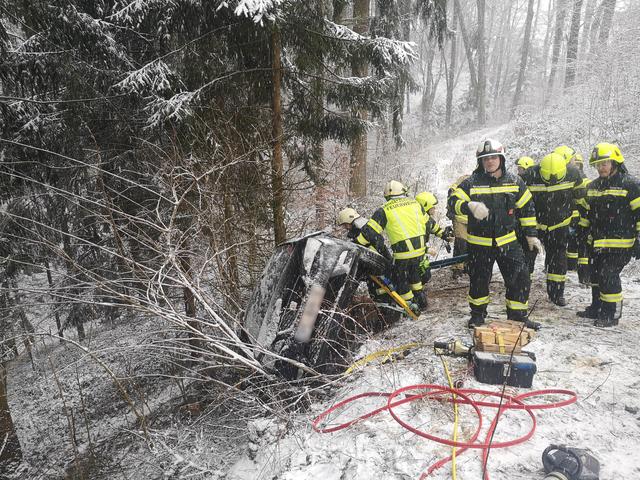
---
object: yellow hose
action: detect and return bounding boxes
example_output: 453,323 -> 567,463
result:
345,342 -> 423,375
439,355 -> 459,480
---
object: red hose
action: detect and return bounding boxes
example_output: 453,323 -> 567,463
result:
312,384 -> 577,479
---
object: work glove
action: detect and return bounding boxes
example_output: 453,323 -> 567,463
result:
442,226 -> 454,242
467,201 -> 489,221
419,256 -> 431,277
526,236 -> 543,254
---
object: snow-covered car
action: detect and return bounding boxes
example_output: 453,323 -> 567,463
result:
243,232 -> 389,379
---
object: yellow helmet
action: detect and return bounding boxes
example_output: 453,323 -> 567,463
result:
384,180 -> 408,198
336,207 -> 360,225
415,191 -> 438,212
589,142 -> 624,165
574,153 -> 584,164
540,152 -> 567,183
516,156 -> 535,170
553,145 -> 576,164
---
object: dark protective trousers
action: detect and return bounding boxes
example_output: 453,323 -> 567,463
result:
566,228 -> 578,271
589,250 -> 632,316
577,238 -> 591,285
391,256 -> 425,307
539,227 -> 568,302
518,234 -> 536,279
467,242 -> 531,321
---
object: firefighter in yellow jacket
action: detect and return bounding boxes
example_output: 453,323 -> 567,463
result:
356,181 -> 428,313
576,143 -> 640,326
448,139 -> 542,327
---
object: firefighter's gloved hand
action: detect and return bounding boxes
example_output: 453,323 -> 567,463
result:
467,201 -> 489,220
526,236 -> 543,253
442,226 -> 454,242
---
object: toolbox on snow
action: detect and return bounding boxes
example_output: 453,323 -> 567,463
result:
472,350 -> 537,388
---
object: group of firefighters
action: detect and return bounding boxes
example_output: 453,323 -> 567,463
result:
337,139 -> 640,329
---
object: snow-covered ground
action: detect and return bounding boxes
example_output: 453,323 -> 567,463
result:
227,266 -> 640,479
225,125 -> 640,479
6,123 -> 640,479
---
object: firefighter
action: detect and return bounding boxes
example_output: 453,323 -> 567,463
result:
553,145 -> 586,271
448,139 -> 542,327
336,207 -> 395,309
522,152 -> 584,306
416,191 -> 454,243
576,143 -> 640,326
356,181 -> 428,313
516,156 -> 535,176
415,191 -> 454,289
446,175 -> 471,278
516,156 -> 537,278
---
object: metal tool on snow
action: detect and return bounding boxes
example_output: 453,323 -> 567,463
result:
542,445 -> 600,480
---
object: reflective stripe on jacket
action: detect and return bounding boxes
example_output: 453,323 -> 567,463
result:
357,197 -> 427,259
447,170 -> 536,247
584,169 -> 640,250
522,164 -> 584,231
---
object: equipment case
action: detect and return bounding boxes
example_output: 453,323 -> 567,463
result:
473,351 -> 537,388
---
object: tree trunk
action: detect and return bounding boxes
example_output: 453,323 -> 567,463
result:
587,0 -> 605,57
178,251 -> 202,356
222,182 -> 240,300
548,0 -> 568,91
314,0 -> 329,230
597,0 -> 616,45
579,0 -> 597,62
0,363 -> 22,470
476,0 -> 487,125
349,0 -> 369,199
454,0 -> 478,97
541,0 -> 555,87
45,259 -> 64,340
445,0 -> 459,126
512,0 -> 536,114
564,0 -> 583,88
270,27 -> 286,244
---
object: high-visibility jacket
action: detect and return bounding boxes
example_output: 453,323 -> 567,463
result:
581,168 -> 640,250
357,197 -> 427,260
424,216 -> 445,243
522,164 -> 584,231
447,175 -> 470,226
447,170 -> 537,248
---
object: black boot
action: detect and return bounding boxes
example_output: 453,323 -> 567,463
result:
577,305 -> 600,319
547,281 -> 568,306
467,312 -> 486,328
578,286 -> 602,319
594,301 -> 622,327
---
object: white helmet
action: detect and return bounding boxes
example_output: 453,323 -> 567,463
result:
476,138 -> 506,161
384,180 -> 408,198
337,207 -> 360,225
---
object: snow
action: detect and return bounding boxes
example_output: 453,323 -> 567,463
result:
226,270 -> 640,479
216,0 -> 283,25
222,123 -> 640,479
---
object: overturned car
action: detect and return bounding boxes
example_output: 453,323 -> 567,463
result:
243,232 -> 394,379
